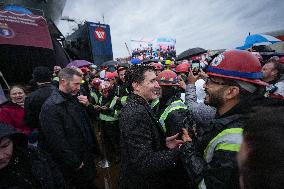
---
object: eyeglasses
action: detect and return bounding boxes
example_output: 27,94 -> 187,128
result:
204,77 -> 239,87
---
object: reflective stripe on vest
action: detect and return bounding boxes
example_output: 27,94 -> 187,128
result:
159,100 -> 187,133
121,96 -> 128,106
198,128 -> 243,189
90,91 -> 99,104
99,96 -> 119,122
198,179 -> 206,189
53,76 -> 59,81
99,96 -> 102,104
203,128 -> 243,163
150,98 -> 159,109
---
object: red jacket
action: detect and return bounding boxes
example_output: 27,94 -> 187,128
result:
0,101 -> 30,135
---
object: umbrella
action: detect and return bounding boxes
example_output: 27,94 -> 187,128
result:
66,60 -> 92,68
118,62 -> 130,68
101,60 -> 120,67
131,58 -> 142,65
176,47 -> 207,61
236,34 -> 281,50
142,58 -> 159,64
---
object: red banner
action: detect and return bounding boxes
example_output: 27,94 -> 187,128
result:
0,10 -> 53,49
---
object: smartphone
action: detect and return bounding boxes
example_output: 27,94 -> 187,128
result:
191,61 -> 200,75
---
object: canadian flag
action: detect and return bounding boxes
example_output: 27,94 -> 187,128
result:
94,27 -> 106,42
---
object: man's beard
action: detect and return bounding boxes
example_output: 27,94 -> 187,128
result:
204,87 -> 226,108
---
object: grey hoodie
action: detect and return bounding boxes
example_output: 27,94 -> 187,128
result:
185,84 -> 216,124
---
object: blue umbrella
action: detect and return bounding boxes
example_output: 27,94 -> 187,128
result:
3,5 -> 33,14
131,58 -> 141,65
236,34 -> 281,50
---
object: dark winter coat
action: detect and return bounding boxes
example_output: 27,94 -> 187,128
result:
39,89 -> 99,184
154,95 -> 193,137
119,93 -> 181,189
24,83 -> 56,129
0,101 -> 30,135
0,122 -> 64,189
179,96 -> 265,189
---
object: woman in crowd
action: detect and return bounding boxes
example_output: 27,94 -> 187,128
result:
0,122 -> 65,189
0,85 -> 30,135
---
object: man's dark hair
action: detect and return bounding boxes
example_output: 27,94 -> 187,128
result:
58,68 -> 82,81
32,66 -> 52,83
124,65 -> 155,92
241,104 -> 284,189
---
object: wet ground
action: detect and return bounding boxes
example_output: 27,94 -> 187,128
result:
93,121 -> 120,189
95,162 -> 120,189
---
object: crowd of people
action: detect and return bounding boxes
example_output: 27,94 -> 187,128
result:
0,48 -> 284,189
131,45 -> 176,61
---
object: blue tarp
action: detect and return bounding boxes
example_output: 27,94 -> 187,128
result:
3,5 -> 33,14
236,34 -> 281,50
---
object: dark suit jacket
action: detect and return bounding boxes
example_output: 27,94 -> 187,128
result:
39,89 -> 99,182
119,93 -> 181,189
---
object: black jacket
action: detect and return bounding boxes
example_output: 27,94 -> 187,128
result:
155,95 -> 193,137
0,122 -> 64,189
179,96 -> 266,189
24,83 -> 56,129
39,89 -> 99,182
119,93 -> 182,189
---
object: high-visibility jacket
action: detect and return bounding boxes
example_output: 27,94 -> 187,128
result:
99,96 -> 119,122
118,86 -> 129,107
198,127 -> 243,189
159,100 -> 187,133
121,96 -> 128,106
150,98 -> 159,109
90,90 -> 99,105
52,76 -> 59,82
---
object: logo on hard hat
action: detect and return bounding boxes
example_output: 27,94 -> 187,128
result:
211,54 -> 224,67
94,27 -> 106,42
0,23 -> 14,38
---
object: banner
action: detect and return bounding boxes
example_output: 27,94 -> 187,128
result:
154,38 -> 176,50
130,37 -> 176,51
0,10 -> 52,49
88,22 -> 113,65
130,37 -> 176,60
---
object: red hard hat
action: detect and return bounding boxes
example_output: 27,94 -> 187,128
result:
151,63 -> 163,70
92,78 -> 101,86
251,52 -> 263,62
157,70 -> 179,86
279,57 -> 284,64
105,72 -> 117,79
80,67 -> 90,74
207,50 -> 267,86
176,62 -> 190,73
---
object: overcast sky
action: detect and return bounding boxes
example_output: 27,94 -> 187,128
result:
57,0 -> 284,58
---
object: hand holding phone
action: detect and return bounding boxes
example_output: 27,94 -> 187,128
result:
191,61 -> 200,76
187,69 -> 200,84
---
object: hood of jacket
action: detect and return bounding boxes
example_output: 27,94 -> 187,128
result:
0,122 -> 27,146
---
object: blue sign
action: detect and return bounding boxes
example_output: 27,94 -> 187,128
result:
87,22 -> 113,65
